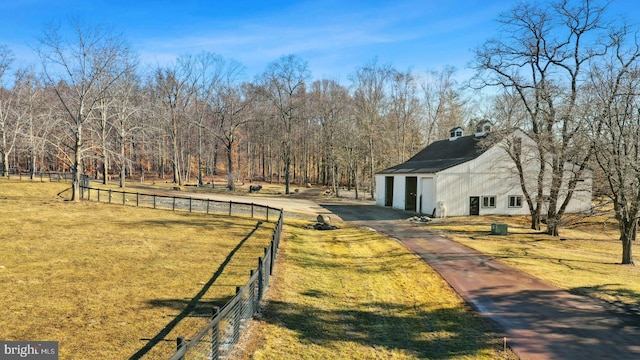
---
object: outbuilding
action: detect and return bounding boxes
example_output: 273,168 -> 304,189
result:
375,121 -> 592,217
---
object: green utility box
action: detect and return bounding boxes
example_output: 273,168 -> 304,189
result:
491,223 -> 508,235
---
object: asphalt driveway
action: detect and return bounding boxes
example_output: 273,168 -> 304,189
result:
322,203 -> 640,360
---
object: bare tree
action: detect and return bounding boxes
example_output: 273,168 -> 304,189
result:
38,19 -> 131,200
110,64 -> 140,188
152,57 -> 196,186
588,26 -> 640,265
421,66 -> 467,144
93,80 -> 116,184
194,53 -> 250,190
350,58 -> 393,198
211,79 -> 252,190
12,68 -> 47,179
0,44 -> 15,176
258,54 -> 310,195
188,52 -> 224,186
309,79 -> 352,194
389,69 -> 422,163
473,0 -> 612,235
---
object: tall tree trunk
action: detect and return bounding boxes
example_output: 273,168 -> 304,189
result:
197,125 -> 203,186
620,219 -> 636,265
2,151 -> 8,177
71,125 -> 82,201
102,146 -> 108,185
283,136 -> 292,194
119,135 -> 126,188
369,136 -> 375,199
531,211 -> 541,231
621,231 -> 635,265
172,115 -> 181,185
29,152 -> 36,180
354,163 -> 359,200
226,143 -> 234,190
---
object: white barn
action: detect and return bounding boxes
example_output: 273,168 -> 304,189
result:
375,122 -> 592,217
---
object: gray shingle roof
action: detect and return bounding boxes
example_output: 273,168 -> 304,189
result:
378,134 -> 490,174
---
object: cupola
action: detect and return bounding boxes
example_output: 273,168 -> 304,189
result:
475,120 -> 492,137
449,127 -> 464,141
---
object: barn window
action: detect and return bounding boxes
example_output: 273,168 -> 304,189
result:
482,196 -> 496,208
509,195 -> 523,208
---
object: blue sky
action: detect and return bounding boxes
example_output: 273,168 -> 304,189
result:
1,0 -> 640,83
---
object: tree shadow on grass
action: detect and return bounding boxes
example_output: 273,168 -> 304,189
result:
129,221 -> 264,360
570,284 -> 640,313
260,299 -> 504,359
146,298 -> 233,317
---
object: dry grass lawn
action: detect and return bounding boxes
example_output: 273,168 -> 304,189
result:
236,219 -> 517,359
421,215 -> 640,310
0,179 -> 275,359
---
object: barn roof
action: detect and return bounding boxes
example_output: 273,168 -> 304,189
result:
378,134 -> 491,174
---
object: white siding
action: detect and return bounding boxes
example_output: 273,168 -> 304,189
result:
375,130 -> 592,217
375,175 -> 386,206
420,177 -> 437,215
435,145 -> 526,216
393,175 -> 406,209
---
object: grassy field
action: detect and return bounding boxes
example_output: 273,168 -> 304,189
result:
0,179 -> 275,359
421,215 -> 640,310
17,178 -> 633,359
236,219 -> 517,359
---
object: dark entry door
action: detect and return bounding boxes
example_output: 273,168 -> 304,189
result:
470,196 -> 480,216
405,177 -> 417,212
385,176 -> 394,207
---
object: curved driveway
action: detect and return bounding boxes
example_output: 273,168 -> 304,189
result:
165,188 -> 640,359
320,203 -> 640,360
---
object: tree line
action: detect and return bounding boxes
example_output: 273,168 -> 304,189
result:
0,21 -> 467,202
1,0 -> 640,263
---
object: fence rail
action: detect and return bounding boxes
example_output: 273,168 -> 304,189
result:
79,182 -> 284,359
1,170 -> 73,182
79,184 -> 282,223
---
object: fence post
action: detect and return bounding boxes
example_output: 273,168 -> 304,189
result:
189,197 -> 192,212
229,201 -> 232,216
270,239 -> 275,275
108,189 -> 112,204
136,193 -> 139,207
176,336 -> 185,360
249,269 -> 255,313
251,203 -> 254,218
173,197 -> 176,211
257,257 -> 264,301
206,199 -> 210,214
97,188 -> 100,202
153,194 -> 156,209
122,191 -> 126,205
266,207 -> 269,222
211,307 -> 220,360
233,286 -> 241,344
